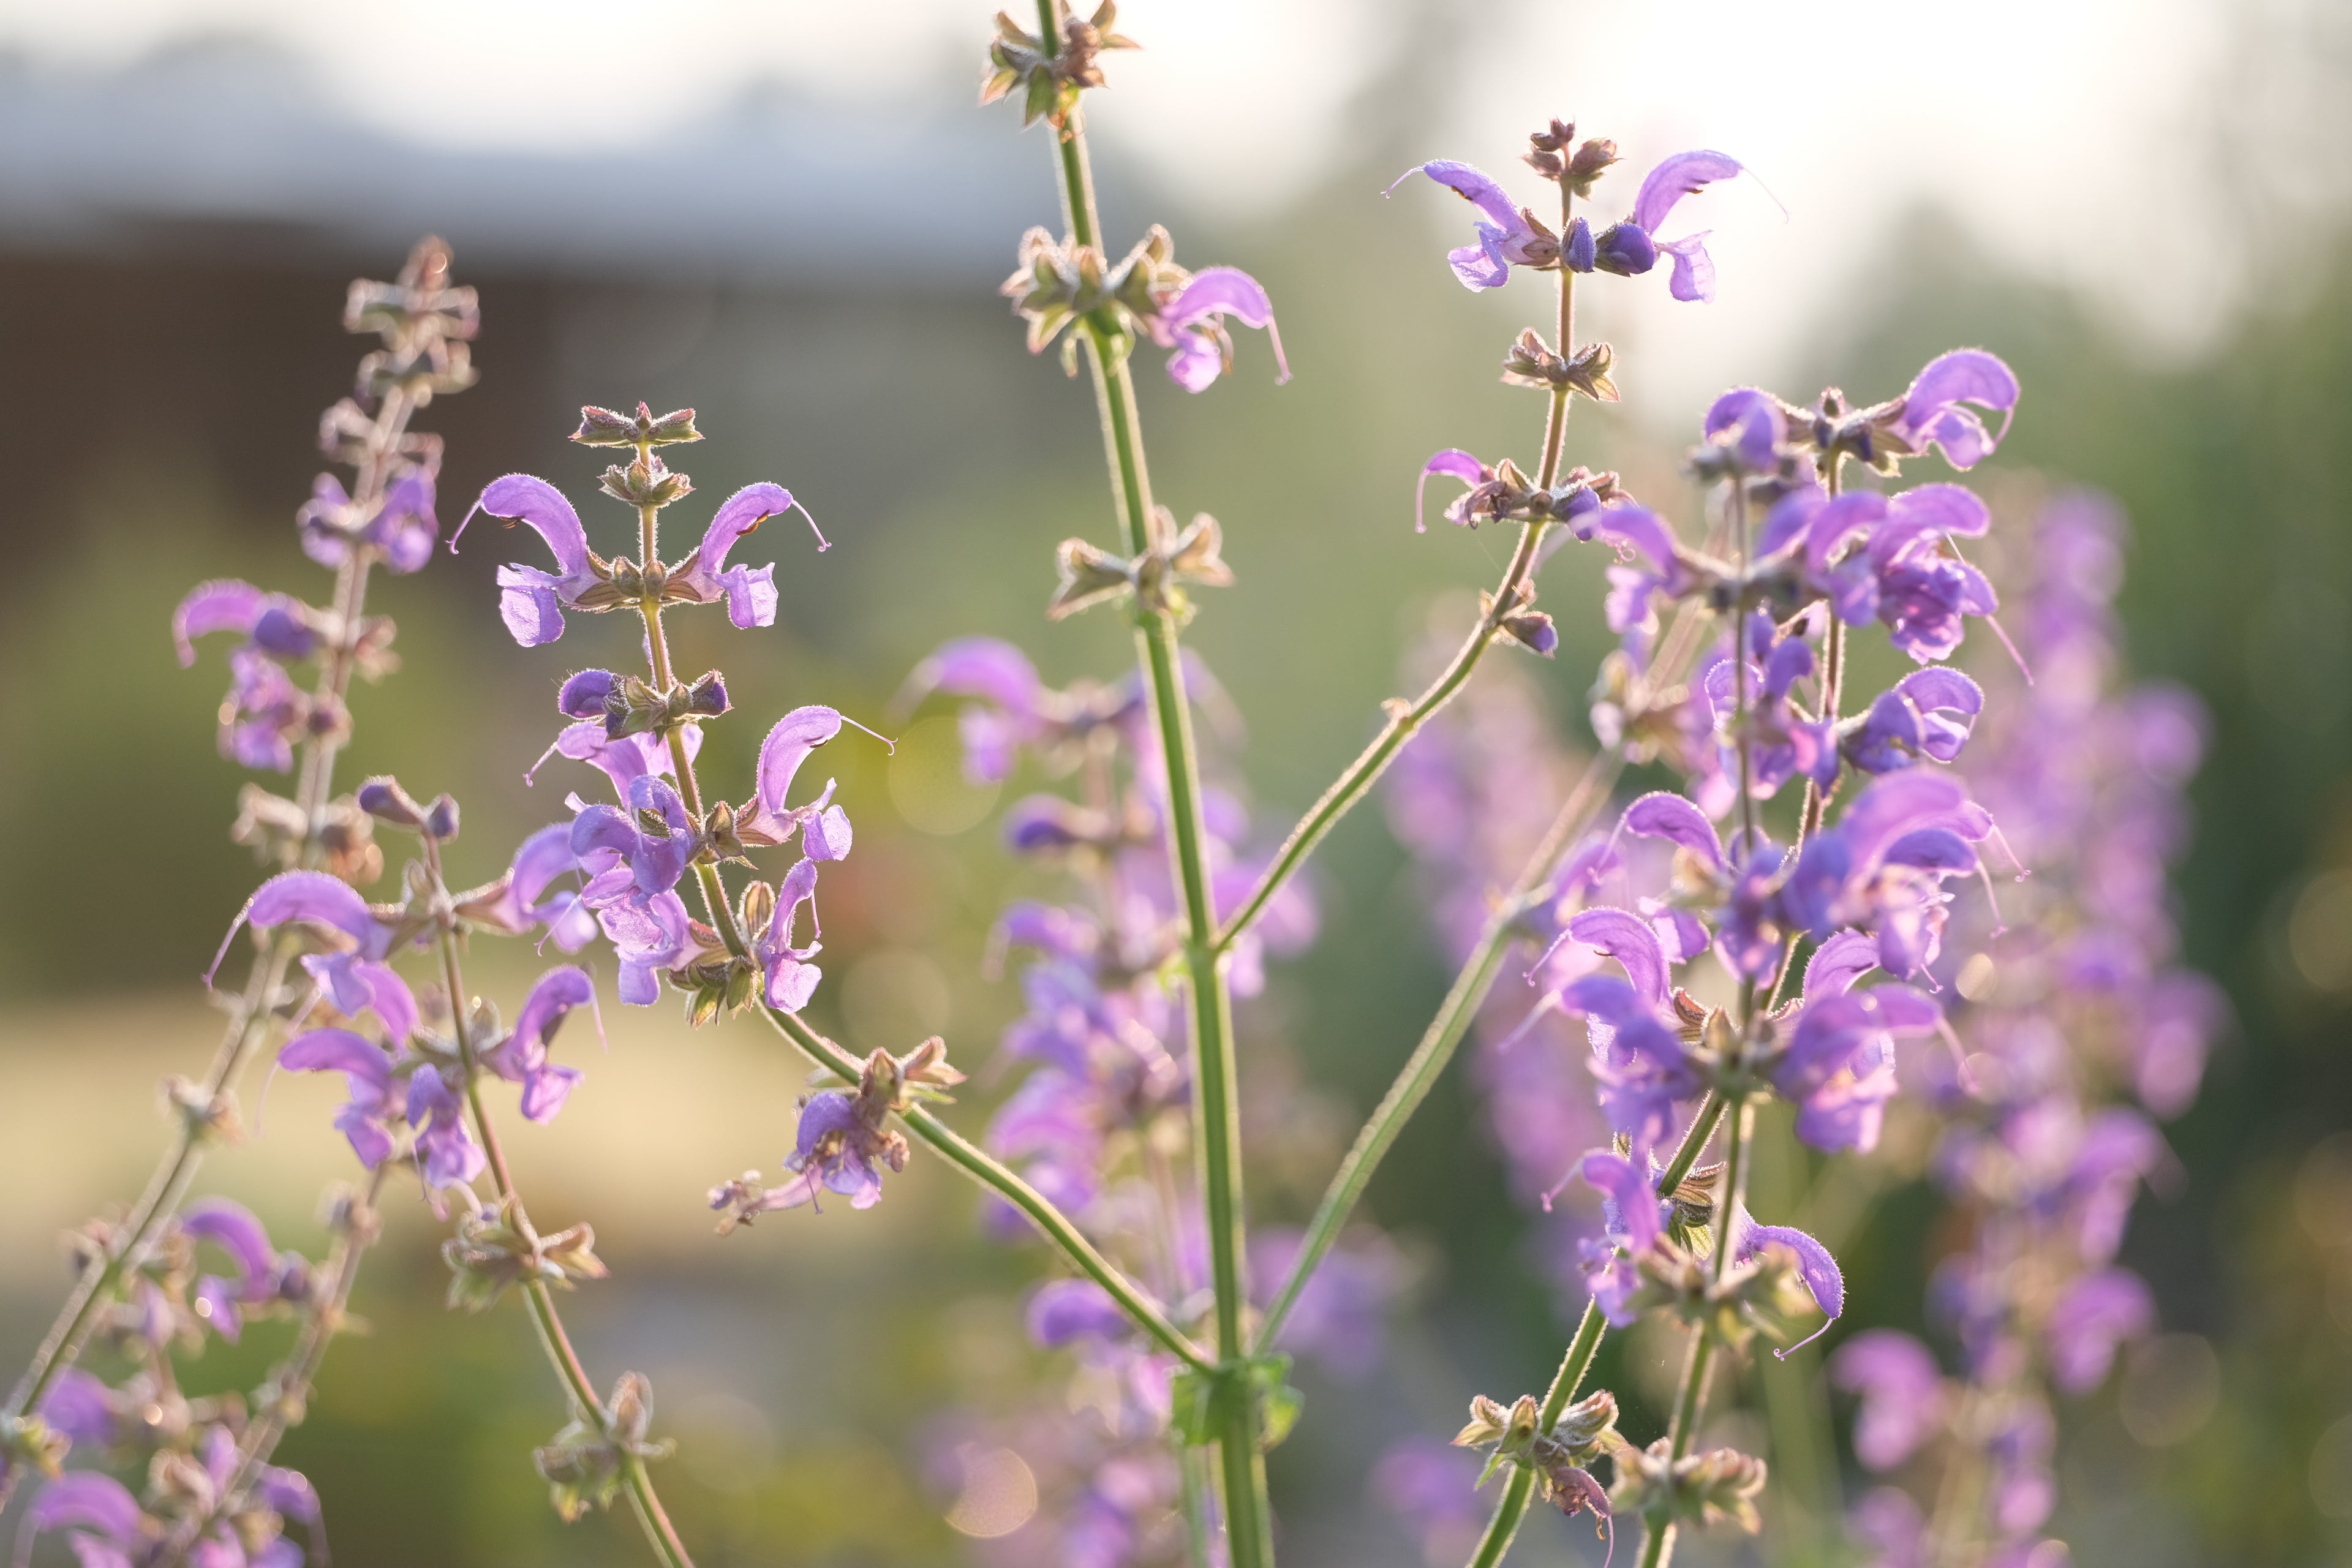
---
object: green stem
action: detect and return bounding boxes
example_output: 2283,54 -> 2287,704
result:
1023,15 -> 1268,1555
429,866 -> 694,1568
1254,749 -> 1621,1352
755,1001 -> 1212,1373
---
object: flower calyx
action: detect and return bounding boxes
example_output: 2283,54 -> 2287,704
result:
165,1075 -> 244,1147
1454,1389 -> 1622,1520
0,1413 -> 70,1482
1502,330 -> 1620,404
982,2 -> 1138,134
1611,1438 -> 1767,1535
533,1370 -> 676,1523
1049,510 -> 1232,621
232,788 -> 383,883
1003,224 -> 1181,371
571,402 -> 702,450
1482,581 -> 1558,658
344,236 -> 478,405
597,451 -> 695,513
441,1193 -> 606,1313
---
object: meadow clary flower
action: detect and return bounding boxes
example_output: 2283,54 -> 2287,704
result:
278,1026 -> 403,1167
454,475 -> 821,647
300,467 -> 439,573
1532,908 -> 1707,1153
1385,160 -> 1561,290
1149,266 -> 1289,393
1605,149 -> 1746,301
1878,350 -> 2020,470
29,1471 -> 148,1568
1577,1147 -> 1670,1325
206,870 -> 399,998
2045,1268 -> 2153,1393
480,966 -> 598,1122
1732,1213 -> 1845,1352
179,1198 -> 285,1344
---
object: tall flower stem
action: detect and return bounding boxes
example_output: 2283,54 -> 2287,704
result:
1023,19 -> 1268,1547
1254,166 -> 1588,1348
1255,747 -> 1621,1351
2,385 -> 417,1493
1634,1096 -> 1754,1568
423,856 -> 693,1568
1218,214 -> 1582,955
1463,1091 -> 1728,1567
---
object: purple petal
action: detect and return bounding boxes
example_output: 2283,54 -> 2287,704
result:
496,564 -> 569,647
744,706 -> 846,839
1619,791 -> 1726,873
31,1472 -> 145,1544
462,474 -> 590,579
909,637 -> 1042,714
2046,1268 -> 2154,1393
173,579 -> 266,666
1804,492 -> 1891,575
1631,150 -> 1744,235
40,1369 -> 116,1447
1591,503 -> 1681,575
1416,448 -> 1488,533
1801,930 -> 1881,999
1705,388 -> 1784,471
179,1199 -> 277,1299
692,482 -> 793,589
1659,232 -> 1717,302
1831,1330 -> 1945,1470
1757,484 -> 1826,559
1580,1150 -> 1662,1248
1738,1220 -> 1844,1326
1391,159 -> 1524,235
1898,350 -> 2019,464
1567,907 -> 1671,1008
557,669 -> 619,722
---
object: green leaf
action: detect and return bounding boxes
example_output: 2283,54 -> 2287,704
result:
1168,1366 -> 1218,1447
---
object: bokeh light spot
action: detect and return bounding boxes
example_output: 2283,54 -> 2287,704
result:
943,1443 -> 1037,1539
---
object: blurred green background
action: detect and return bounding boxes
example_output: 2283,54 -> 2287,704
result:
4,1 -> 2352,1564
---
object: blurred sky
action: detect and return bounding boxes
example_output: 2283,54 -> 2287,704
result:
5,0 -> 2345,414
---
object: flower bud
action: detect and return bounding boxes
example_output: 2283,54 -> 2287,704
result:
1566,138 -> 1620,196
356,775 -> 425,829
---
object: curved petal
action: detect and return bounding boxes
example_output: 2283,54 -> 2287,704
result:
1631,149 -> 1744,235
1704,388 -> 1784,471
279,1026 -> 394,1090
1580,1149 -> 1664,1248
173,579 -> 266,666
1567,907 -> 1672,1008
1591,503 -> 1681,575
31,1471 -> 145,1543
1738,1220 -> 1844,1326
1619,791 -> 1727,873
1027,1278 -> 1134,1347
463,474 -> 590,579
744,706 -> 846,839
1801,930 -> 1881,999
496,564 -> 569,647
693,483 -> 793,587
1391,159 -> 1523,233
513,965 -> 597,1065
907,637 -> 1043,714
180,1199 -> 277,1298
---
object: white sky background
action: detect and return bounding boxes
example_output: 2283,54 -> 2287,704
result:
4,0 -> 2341,413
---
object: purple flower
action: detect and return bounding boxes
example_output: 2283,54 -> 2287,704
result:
1766,481 -> 2000,665
405,1063 -> 485,1188
1730,1213 -> 1844,1353
39,1368 -> 119,1449
1414,448 -> 1494,532
175,580 -> 325,772
1577,1147 -> 1668,1325
1847,668 -> 1985,774
571,775 -> 695,909
174,579 -> 318,669
1830,1330 -> 1947,1470
769,1090 -> 894,1212
179,1198 -> 283,1344
598,889 -> 693,1006
1703,614 -> 1838,799
527,714 -> 702,799
207,870 -> 399,997
481,966 -> 597,1122
904,638 -> 1058,782
279,1026 -> 401,1167
1770,982 -> 1940,1154
1612,149 -> 1746,301
454,475 -> 600,647
752,858 -> 825,1011
735,706 -> 854,856
669,482 -> 828,625
1881,350 -> 2019,470
1149,266 -> 1289,393
2045,1268 -> 2152,1393
300,467 -> 439,573
1781,771 -> 1989,977
459,824 -> 600,952
456,474 -> 823,646
1385,160 -> 1559,290
30,1471 -> 149,1568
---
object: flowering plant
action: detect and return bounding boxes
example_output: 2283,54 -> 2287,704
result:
0,8 -> 2217,1568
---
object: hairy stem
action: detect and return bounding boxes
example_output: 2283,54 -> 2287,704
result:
3,386 -> 415,1487
428,863 -> 693,1568
1025,10 -> 1270,1557
1465,1092 -> 1728,1567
